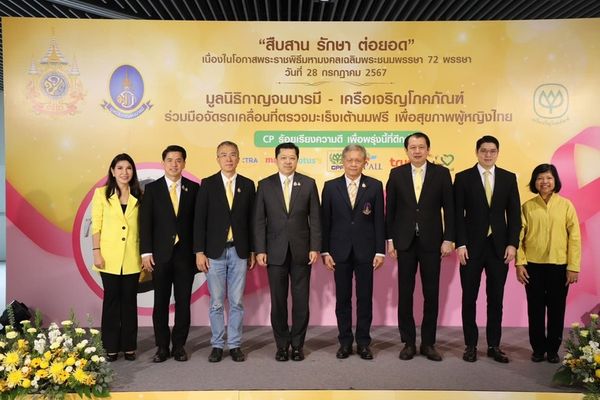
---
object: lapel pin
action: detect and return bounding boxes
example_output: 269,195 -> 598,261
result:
361,183 -> 366,188
237,188 -> 241,193
182,185 -> 188,192
293,181 -> 301,187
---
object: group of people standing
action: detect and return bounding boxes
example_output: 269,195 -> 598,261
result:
90,133 -> 581,366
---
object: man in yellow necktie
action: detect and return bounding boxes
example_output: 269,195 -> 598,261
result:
194,141 -> 256,363
454,135 -> 521,364
139,145 -> 200,363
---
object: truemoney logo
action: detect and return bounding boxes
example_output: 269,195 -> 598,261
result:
533,84 -> 568,119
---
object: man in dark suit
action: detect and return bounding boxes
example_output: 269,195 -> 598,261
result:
194,141 -> 255,363
254,142 -> 321,362
454,135 -> 521,363
386,132 -> 454,362
321,144 -> 385,360
140,145 -> 199,362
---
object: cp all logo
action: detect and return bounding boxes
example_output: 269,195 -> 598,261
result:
533,83 -> 568,119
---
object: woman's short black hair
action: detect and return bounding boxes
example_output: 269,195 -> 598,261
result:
528,163 -> 562,194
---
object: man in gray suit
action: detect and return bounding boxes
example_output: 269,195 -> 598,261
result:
254,142 -> 321,362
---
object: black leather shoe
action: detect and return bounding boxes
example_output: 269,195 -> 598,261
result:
172,347 -> 188,362
531,352 -> 545,362
291,347 -> 304,361
487,347 -> 509,363
420,345 -> 442,361
229,347 -> 246,362
275,348 -> 289,361
106,353 -> 118,362
208,347 -> 223,363
152,348 -> 170,363
463,346 -> 477,362
336,345 -> 353,359
547,353 -> 560,363
357,345 -> 373,360
124,352 -> 136,361
399,344 -> 416,360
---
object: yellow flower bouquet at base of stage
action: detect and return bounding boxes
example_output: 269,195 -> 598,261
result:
553,313 -> 600,400
0,310 -> 112,400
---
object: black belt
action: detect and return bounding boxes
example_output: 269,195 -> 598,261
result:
225,241 -> 235,248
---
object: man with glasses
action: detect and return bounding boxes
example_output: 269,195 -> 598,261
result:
194,141 -> 256,363
454,135 -> 521,363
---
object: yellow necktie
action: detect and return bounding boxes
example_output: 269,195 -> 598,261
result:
484,170 -> 492,206
413,167 -> 423,202
284,177 -> 291,212
348,181 -> 358,208
226,179 -> 234,241
484,170 -> 492,235
170,183 -> 179,244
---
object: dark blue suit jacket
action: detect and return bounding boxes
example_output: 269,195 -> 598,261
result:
321,174 -> 385,264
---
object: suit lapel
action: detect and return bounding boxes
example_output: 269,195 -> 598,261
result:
403,166 -> 418,205
471,166 -> 490,208
108,194 -> 127,222
288,174 -> 301,213
214,174 -> 230,210
124,193 -> 138,219
271,174 -> 287,213
335,176 -> 352,210
354,175 -> 367,212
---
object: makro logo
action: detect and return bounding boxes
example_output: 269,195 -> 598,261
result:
533,84 -> 568,122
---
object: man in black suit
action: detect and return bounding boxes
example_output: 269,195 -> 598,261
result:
254,142 -> 321,362
194,141 -> 255,363
454,135 -> 521,363
386,132 -> 454,362
321,144 -> 385,360
140,145 -> 199,362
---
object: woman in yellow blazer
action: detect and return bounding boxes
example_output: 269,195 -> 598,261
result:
515,164 -> 581,364
92,153 -> 142,361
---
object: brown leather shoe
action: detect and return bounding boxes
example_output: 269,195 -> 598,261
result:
399,344 -> 416,360
420,345 -> 442,361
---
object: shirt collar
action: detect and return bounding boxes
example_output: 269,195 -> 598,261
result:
221,172 -> 237,185
165,176 -> 181,187
279,172 -> 295,184
345,175 -> 361,186
411,163 -> 427,173
477,164 -> 495,176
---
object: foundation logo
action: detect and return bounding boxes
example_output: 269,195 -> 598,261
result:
26,36 -> 85,116
533,83 -> 568,124
102,65 -> 152,119
328,152 -> 344,171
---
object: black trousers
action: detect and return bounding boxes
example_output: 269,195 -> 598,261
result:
152,243 -> 196,351
397,236 -> 441,346
267,248 -> 311,349
524,262 -> 569,355
99,271 -> 139,353
334,250 -> 374,347
460,236 -> 508,347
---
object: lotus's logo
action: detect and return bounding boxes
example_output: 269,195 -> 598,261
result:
534,84 -> 568,119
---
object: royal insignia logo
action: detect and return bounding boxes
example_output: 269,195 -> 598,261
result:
26,36 -> 85,116
102,65 -> 152,119
533,83 -> 569,120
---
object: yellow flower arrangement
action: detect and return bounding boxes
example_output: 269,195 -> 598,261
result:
0,309 -> 112,400
553,313 -> 600,400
